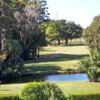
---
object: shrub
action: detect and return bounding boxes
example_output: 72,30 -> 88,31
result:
19,82 -> 66,100
0,39 -> 23,79
19,82 -> 43,100
78,50 -> 100,82
42,82 -> 66,100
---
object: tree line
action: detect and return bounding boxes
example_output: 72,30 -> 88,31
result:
44,20 -> 83,45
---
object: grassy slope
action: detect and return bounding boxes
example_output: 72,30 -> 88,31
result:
24,45 -> 89,73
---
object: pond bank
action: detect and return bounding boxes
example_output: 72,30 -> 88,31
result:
22,70 -> 85,77
1,71 -> 87,84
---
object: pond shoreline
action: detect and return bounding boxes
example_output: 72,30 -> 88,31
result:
22,71 -> 85,77
1,71 -> 86,84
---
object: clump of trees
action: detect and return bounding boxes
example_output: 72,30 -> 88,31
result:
79,15 -> 100,82
0,0 -> 49,79
0,0 -> 83,80
45,20 -> 83,45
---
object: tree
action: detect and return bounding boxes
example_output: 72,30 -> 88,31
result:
83,15 -> 100,51
56,19 -> 66,45
78,50 -> 100,82
0,0 -> 24,79
79,14 -> 100,82
45,20 -> 82,45
0,0 -> 49,79
0,0 -> 17,49
45,20 -> 60,45
61,21 -> 82,45
14,0 -> 49,60
1,39 -> 23,78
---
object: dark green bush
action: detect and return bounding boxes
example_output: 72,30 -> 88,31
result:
19,82 -> 66,100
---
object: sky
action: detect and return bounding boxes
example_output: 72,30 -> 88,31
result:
46,0 -> 100,28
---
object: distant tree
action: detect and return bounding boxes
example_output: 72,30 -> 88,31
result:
62,21 -> 82,45
45,20 -> 60,45
56,19 -> 66,45
45,20 -> 82,45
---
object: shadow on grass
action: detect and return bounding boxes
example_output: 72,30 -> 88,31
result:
66,43 -> 85,46
41,49 -> 56,52
25,54 -> 89,64
24,64 -> 62,73
2,65 -> 61,84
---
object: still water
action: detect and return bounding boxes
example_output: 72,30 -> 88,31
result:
46,73 -> 88,82
1,73 -> 89,84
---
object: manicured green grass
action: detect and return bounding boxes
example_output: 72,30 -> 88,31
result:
0,82 -> 100,96
24,45 -> 89,74
0,84 -> 25,94
58,82 -> 100,95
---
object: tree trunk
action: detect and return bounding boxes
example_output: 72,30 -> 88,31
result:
57,39 -> 60,45
37,48 -> 39,58
23,48 -> 29,61
65,38 -> 68,45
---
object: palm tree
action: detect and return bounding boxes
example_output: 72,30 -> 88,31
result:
78,50 -> 100,82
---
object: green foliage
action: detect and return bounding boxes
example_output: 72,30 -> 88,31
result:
20,82 -> 66,100
0,0 -> 49,62
1,39 -> 23,79
83,15 -> 100,50
78,50 -> 100,82
1,93 -> 100,100
3,39 -> 22,54
0,94 -> 20,100
68,94 -> 100,100
20,82 -> 44,100
90,50 -> 100,67
42,82 -> 66,100
45,20 -> 83,45
45,20 -> 60,44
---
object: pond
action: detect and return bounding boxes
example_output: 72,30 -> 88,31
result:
1,73 -> 89,84
46,73 -> 88,82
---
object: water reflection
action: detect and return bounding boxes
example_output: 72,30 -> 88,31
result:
1,73 -> 88,84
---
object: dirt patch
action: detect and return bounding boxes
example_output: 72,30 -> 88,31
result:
49,51 -> 62,58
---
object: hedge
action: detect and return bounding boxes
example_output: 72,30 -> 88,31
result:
0,91 -> 100,100
68,93 -> 100,100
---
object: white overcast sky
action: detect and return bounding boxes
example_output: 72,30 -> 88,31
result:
46,0 -> 100,28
